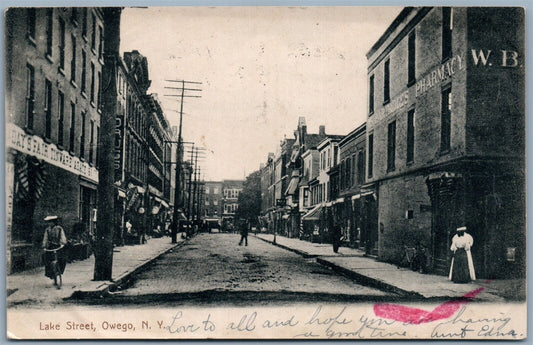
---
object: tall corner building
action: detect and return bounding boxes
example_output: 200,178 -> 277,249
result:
365,7 -> 524,278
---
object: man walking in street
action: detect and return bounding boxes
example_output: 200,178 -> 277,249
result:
238,220 -> 249,246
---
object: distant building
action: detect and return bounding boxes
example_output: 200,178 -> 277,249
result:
204,181 -> 223,222
366,7 -> 524,278
222,180 -> 244,227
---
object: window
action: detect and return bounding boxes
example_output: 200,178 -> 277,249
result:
89,120 -> 94,164
408,30 -> 416,85
357,151 -> 365,185
384,59 -> 390,103
58,17 -> 65,71
442,7 -> 452,61
69,102 -> 76,152
81,50 -> 87,93
97,71 -> 102,110
407,109 -> 415,163
205,187 -> 209,194
214,187 -> 219,194
213,200 -> 218,206
91,14 -> 96,52
26,8 -> 36,42
25,64 -> 35,130
46,9 -> 53,57
70,35 -> 76,82
80,111 -> 86,158
368,134 -> 374,179
57,92 -> 65,147
352,154 -> 356,186
440,87 -> 452,152
96,126 -> 99,167
82,8 -> 87,38
369,75 -> 374,115
71,8 -> 78,25
387,121 -> 396,172
346,157 -> 351,188
90,62 -> 95,103
44,79 -> 52,138
98,26 -> 104,60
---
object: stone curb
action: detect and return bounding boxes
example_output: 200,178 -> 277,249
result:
68,240 -> 186,300
254,235 -> 316,258
316,257 -> 423,299
254,235 -> 421,298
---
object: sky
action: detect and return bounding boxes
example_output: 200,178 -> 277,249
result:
120,6 -> 403,181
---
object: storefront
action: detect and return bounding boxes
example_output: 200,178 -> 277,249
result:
6,124 -> 99,273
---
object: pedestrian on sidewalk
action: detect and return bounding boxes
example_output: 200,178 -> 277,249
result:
42,216 -> 67,283
449,226 -> 476,283
331,225 -> 342,253
238,220 -> 249,246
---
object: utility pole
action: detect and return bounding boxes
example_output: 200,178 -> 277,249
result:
164,80 -> 201,243
186,143 -> 194,223
94,8 -> 121,280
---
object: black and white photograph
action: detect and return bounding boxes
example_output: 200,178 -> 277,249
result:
5,5 -> 526,339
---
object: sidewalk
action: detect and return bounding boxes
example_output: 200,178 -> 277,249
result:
7,236 -> 185,307
255,233 -> 524,302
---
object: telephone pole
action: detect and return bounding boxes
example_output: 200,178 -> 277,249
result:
164,80 -> 201,243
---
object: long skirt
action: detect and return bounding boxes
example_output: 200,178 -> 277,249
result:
449,248 -> 471,283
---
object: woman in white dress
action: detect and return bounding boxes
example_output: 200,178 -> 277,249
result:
449,226 -> 476,283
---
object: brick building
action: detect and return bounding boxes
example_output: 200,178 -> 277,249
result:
366,7 -> 524,278
204,181 -> 223,223
5,8 -> 105,272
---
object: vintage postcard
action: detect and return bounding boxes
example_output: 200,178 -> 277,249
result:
5,6 -> 526,339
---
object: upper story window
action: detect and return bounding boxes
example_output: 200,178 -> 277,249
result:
70,35 -> 77,83
383,59 -> 390,104
369,74 -> 375,115
357,150 -> 365,185
81,50 -> 87,93
368,133 -> 374,179
407,109 -> 415,164
408,30 -> 416,85
44,79 -> 52,139
71,8 -> 78,25
440,87 -> 452,153
91,14 -> 96,52
25,64 -> 35,130
46,9 -> 53,58
26,8 -> 36,43
58,17 -> 66,72
442,7 -> 453,61
57,91 -> 64,147
82,8 -> 88,39
387,121 -> 396,172
69,101 -> 76,152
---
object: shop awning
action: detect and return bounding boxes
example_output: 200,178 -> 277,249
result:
161,200 -> 169,208
302,204 -> 322,221
282,214 -> 290,220
117,189 -> 126,198
351,194 -> 360,200
285,176 -> 300,196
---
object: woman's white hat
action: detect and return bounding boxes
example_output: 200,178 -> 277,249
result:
456,226 -> 467,231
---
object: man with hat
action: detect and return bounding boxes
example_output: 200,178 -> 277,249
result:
42,216 -> 68,283
449,226 -> 476,283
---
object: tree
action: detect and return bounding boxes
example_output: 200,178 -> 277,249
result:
236,170 -> 261,225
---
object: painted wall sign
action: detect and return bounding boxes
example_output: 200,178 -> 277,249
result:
415,54 -> 465,97
6,123 -> 99,183
376,90 -> 409,118
114,115 -> 124,181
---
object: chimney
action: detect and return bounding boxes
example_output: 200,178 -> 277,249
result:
319,125 -> 326,136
